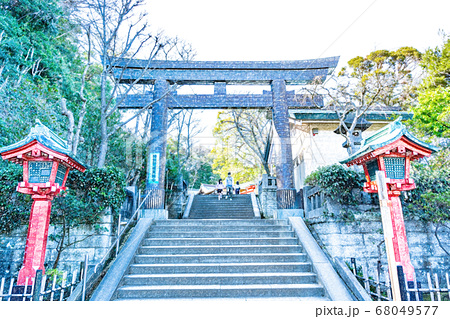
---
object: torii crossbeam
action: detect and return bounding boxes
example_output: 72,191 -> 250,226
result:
109,57 -> 339,210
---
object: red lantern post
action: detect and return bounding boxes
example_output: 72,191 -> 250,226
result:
0,120 -> 86,286
340,118 -> 438,299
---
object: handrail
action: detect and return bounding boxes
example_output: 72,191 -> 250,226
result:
250,193 -> 261,218
182,194 -> 195,218
68,190 -> 152,301
93,190 -> 151,273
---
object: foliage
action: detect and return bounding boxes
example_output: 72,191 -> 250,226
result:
0,164 -> 126,235
304,164 -> 365,204
412,87 -> 450,138
410,37 -> 450,140
53,167 -> 126,223
403,162 -> 450,255
403,163 -> 450,223
0,0 -> 129,173
211,110 -> 269,183
0,163 -> 32,233
0,0 -> 76,147
306,47 -> 421,155
166,138 -> 219,189
419,36 -> 450,90
210,136 -> 263,184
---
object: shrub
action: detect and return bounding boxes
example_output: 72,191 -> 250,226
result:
403,163 -> 450,223
304,164 -> 365,204
0,163 -> 32,233
0,165 -> 126,234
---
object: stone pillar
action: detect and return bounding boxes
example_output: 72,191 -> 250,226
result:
145,79 -> 169,209
271,80 -> 295,208
258,174 -> 278,218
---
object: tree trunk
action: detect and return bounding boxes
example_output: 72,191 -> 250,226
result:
52,218 -> 66,270
97,66 -> 108,168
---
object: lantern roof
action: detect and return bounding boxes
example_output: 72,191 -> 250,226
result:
340,117 -> 439,165
0,120 -> 86,171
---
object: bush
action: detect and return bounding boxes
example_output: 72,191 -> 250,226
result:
0,163 -> 32,233
0,165 -> 126,234
403,163 -> 450,223
304,164 -> 365,204
51,166 -> 126,226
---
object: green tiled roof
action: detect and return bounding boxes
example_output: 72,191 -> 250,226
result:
0,120 -> 86,168
340,117 -> 439,164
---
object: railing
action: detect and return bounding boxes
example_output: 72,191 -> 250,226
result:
303,186 -> 325,218
0,269 -> 80,301
404,272 -> 450,301
348,258 -> 392,301
348,258 -> 450,301
67,190 -> 152,301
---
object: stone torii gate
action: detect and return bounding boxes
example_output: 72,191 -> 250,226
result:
110,57 -> 339,210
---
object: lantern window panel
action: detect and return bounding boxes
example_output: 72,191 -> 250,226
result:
366,160 -> 379,182
29,161 -> 53,183
384,157 -> 405,180
55,164 -> 68,186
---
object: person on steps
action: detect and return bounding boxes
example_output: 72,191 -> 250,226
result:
225,172 -> 233,200
216,179 -> 224,200
235,181 -> 240,195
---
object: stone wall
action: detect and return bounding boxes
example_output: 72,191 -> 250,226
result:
0,214 -> 115,277
306,206 -> 450,283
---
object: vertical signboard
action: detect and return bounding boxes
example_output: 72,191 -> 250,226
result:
148,153 -> 160,184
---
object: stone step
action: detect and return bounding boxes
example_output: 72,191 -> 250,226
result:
188,210 -> 254,214
189,213 -> 254,216
142,237 -> 299,246
115,284 -> 325,299
191,203 -> 251,206
188,194 -> 255,219
107,218 -> 328,301
188,215 -> 255,219
192,202 -> 251,205
133,253 -> 307,264
193,195 -> 251,200
146,231 -> 295,238
138,245 -> 302,255
149,225 -> 292,232
154,219 -> 288,225
121,272 -> 318,286
127,262 -> 312,274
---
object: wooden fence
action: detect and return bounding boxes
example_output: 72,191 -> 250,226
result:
0,269 -> 80,301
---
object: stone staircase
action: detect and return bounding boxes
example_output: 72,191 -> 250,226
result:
111,219 -> 329,300
188,194 -> 255,219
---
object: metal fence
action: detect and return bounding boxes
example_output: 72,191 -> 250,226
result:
348,258 -> 450,301
0,269 -> 81,301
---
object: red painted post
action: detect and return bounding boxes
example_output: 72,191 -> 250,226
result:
389,196 -> 415,281
17,196 -> 52,285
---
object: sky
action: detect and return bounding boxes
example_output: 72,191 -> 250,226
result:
140,0 -> 450,146
147,0 -> 450,65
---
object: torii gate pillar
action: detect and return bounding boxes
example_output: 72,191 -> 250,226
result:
145,79 -> 169,209
271,80 -> 296,208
